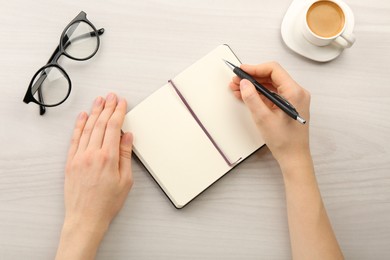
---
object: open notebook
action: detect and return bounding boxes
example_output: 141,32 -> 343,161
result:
122,45 -> 265,208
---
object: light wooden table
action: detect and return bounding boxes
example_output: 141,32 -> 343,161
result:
1,0 -> 389,259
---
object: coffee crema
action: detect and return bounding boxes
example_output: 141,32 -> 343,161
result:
306,1 -> 345,38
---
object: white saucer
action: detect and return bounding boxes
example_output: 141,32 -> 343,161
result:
281,0 -> 355,62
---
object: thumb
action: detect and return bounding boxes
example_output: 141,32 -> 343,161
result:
119,132 -> 133,185
240,79 -> 270,119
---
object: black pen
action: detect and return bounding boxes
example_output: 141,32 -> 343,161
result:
223,60 -> 306,124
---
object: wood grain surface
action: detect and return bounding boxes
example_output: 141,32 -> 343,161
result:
0,0 -> 389,259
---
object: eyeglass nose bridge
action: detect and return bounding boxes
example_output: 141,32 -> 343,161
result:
46,45 -> 65,65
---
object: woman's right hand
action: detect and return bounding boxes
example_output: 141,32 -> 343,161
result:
229,62 -> 311,167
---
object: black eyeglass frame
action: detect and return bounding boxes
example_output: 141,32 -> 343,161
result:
23,11 -> 104,115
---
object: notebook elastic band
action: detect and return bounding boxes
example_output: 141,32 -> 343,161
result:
169,79 -> 241,167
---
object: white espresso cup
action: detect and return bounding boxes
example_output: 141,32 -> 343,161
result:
302,0 -> 355,48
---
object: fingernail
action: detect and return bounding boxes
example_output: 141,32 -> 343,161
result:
95,96 -> 103,106
118,97 -> 127,106
123,132 -> 133,145
78,112 -> 87,120
240,80 -> 249,90
107,93 -> 116,102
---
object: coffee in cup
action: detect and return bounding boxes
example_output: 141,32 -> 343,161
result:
307,1 -> 345,38
302,0 -> 355,48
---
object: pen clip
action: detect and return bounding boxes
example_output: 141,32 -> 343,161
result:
271,92 -> 297,112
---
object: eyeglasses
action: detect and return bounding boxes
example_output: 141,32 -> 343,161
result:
23,11 -> 104,115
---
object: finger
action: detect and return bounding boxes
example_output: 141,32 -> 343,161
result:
260,95 -> 276,109
229,81 -> 240,91
229,77 -> 241,91
233,90 -> 242,100
260,82 -> 278,93
67,111 -> 88,162
240,79 -> 271,119
229,81 -> 242,100
89,93 -> 118,149
119,132 -> 133,187
232,76 -> 241,85
233,73 -> 277,93
78,96 -> 105,151
229,80 -> 239,89
102,98 -> 127,153
241,62 -> 293,89
234,74 -> 272,86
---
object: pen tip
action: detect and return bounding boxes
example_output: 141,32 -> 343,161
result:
223,59 -> 236,70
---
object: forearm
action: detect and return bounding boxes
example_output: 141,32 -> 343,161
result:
280,155 -> 343,260
55,220 -> 108,260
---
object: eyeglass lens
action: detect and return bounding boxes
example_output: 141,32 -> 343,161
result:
32,66 -> 69,106
63,21 -> 99,60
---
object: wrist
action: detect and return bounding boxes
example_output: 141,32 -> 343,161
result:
277,151 -> 314,180
62,217 -> 109,238
269,139 -> 311,168
63,211 -> 111,233
56,218 -> 109,260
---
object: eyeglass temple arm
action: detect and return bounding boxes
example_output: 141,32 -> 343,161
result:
34,28 -> 104,115
63,28 -> 104,50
